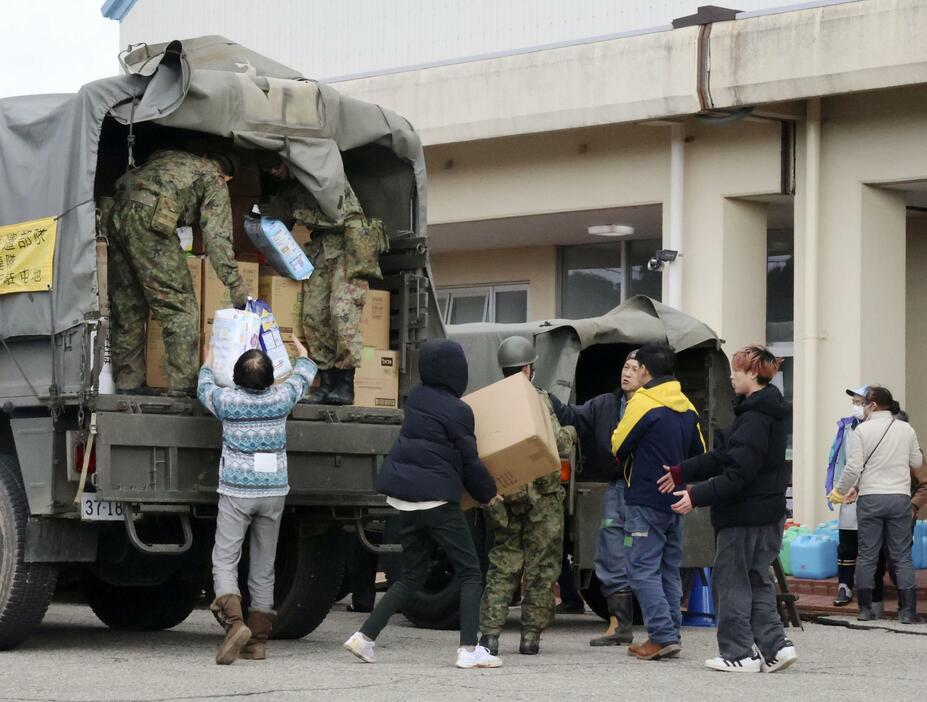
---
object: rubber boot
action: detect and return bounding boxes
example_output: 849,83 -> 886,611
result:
898,588 -> 925,625
326,368 -> 356,406
304,369 -> 334,404
239,610 -> 276,660
478,634 -> 499,656
856,588 -> 876,621
589,590 -> 634,646
210,594 -> 252,665
519,630 -> 540,655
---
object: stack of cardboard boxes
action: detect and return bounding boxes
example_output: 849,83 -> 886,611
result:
146,258 -> 398,409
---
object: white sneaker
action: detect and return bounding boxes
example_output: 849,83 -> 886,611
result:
762,640 -> 797,673
343,632 -> 376,663
456,645 -> 503,669
705,650 -> 763,673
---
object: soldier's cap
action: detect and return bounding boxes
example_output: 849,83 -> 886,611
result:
205,151 -> 239,178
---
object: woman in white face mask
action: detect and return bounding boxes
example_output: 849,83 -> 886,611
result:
824,385 -> 890,611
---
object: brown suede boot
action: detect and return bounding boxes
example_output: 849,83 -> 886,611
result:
210,594 -> 252,665
239,610 -> 276,660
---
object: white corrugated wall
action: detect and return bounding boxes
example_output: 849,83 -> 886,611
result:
119,0 -> 837,80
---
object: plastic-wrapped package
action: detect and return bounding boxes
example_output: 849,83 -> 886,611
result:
209,308 -> 262,387
243,217 -> 314,280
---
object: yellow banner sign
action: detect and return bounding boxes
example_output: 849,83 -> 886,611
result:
0,216 -> 58,295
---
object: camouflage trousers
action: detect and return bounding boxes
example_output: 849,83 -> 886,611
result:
108,201 -> 200,391
479,489 -> 565,635
302,233 -> 368,370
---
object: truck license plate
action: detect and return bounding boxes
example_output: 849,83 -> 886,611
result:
79,495 -> 126,521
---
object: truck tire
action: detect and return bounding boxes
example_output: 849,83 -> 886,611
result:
382,512 -> 487,631
270,525 -> 349,640
87,570 -> 204,631
0,454 -> 58,650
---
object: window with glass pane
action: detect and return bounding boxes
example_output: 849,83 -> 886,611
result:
767,229 -> 794,344
448,292 -> 488,324
495,288 -> 528,324
560,244 -> 622,319
627,239 -> 663,301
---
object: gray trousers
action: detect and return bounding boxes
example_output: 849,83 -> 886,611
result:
212,494 -> 286,611
712,522 -> 787,661
856,494 -> 915,591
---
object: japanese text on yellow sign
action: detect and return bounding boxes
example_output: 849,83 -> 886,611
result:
0,216 -> 57,295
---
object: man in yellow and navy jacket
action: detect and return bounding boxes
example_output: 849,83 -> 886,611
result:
610,342 -> 705,661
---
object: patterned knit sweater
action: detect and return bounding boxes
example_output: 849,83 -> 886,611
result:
197,358 -> 316,498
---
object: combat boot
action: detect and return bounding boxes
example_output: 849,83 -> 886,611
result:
856,588 -> 876,621
239,609 -> 276,660
478,634 -> 499,656
589,590 -> 634,646
326,369 -> 356,406
898,588 -> 925,625
519,631 -> 540,655
210,594 -> 252,665
305,369 -> 335,404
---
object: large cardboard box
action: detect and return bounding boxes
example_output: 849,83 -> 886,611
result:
360,290 -> 390,350
146,257 -> 204,388
201,260 -> 260,335
460,372 -> 560,509
354,347 -> 399,409
259,275 -> 304,339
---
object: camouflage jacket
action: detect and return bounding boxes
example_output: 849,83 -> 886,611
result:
266,179 -> 364,231
506,388 -> 577,504
114,150 -> 248,305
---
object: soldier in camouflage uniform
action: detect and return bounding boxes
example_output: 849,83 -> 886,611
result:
478,336 -> 577,656
263,167 -> 388,405
108,150 -> 249,394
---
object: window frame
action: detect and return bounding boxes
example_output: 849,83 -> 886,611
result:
436,282 -> 530,324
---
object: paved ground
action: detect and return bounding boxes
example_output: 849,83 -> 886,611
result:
1,602 -> 924,702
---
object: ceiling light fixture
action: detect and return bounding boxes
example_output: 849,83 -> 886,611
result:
587,224 -> 635,238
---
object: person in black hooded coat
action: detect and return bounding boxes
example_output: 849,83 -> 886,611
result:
344,339 -> 503,669
659,345 -> 798,675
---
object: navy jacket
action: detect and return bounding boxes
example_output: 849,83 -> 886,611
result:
678,384 -> 790,529
612,377 -> 705,512
550,392 -> 626,480
375,339 -> 497,505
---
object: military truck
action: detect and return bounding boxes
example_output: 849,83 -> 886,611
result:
381,297 -> 735,628
0,37 -> 440,649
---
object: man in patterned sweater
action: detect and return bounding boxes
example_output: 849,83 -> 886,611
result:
198,339 -> 317,665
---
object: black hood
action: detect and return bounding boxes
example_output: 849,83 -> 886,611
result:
735,383 -> 791,420
419,339 -> 469,397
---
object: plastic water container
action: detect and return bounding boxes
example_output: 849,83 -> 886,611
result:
815,521 -> 840,543
780,526 -> 811,576
791,534 -> 838,579
914,521 -> 927,570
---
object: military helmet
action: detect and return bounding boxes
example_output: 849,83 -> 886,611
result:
497,336 -> 538,369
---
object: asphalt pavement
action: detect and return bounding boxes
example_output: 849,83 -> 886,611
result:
0,602 -> 923,702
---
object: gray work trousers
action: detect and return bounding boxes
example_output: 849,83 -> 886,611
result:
856,494 -> 915,592
212,494 -> 286,611
712,521 -> 787,661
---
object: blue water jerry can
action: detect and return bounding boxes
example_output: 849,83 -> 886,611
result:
791,534 -> 838,579
914,521 -> 927,570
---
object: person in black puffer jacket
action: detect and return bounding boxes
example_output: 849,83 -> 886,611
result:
659,344 -> 797,675
344,339 -> 502,670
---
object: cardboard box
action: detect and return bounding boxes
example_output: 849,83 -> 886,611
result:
360,290 -> 390,350
201,260 -> 260,335
146,257 -> 204,388
354,347 -> 399,409
459,373 -> 560,510
259,275 -> 304,339
291,224 -> 311,248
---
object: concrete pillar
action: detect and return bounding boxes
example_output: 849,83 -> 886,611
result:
720,199 -> 768,356
793,182 -> 908,527
906,217 -> 927,448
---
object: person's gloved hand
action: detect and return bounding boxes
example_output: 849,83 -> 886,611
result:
827,489 -> 846,504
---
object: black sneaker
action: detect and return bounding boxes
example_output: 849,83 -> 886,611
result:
833,584 -> 853,606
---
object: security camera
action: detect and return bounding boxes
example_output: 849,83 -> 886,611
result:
646,249 -> 679,272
